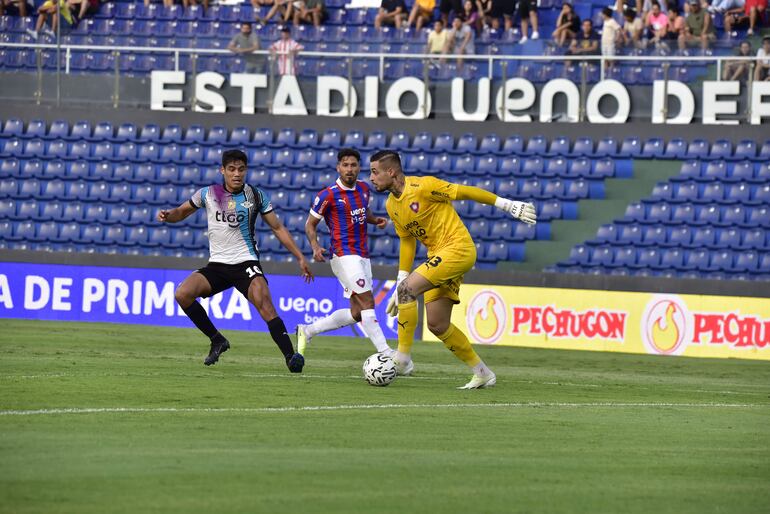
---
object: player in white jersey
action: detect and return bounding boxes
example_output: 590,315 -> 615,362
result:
157,149 -> 312,372
296,148 -> 393,359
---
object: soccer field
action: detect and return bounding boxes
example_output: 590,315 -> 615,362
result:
1,319 -> 768,514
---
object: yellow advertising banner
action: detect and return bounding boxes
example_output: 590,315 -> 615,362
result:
424,285 -> 770,360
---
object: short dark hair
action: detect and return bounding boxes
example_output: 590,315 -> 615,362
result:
601,7 -> 612,18
763,36 -> 770,44
337,148 -> 361,163
241,22 -> 252,28
222,149 -> 248,168
624,8 -> 636,19
370,150 -> 402,171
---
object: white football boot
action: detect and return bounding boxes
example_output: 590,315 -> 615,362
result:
458,371 -> 497,389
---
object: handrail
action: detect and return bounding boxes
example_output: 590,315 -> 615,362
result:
0,41 -> 757,63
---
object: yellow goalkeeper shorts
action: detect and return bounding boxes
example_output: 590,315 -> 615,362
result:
413,244 -> 477,305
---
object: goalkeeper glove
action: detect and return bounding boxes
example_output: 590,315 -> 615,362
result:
386,270 -> 409,317
495,197 -> 537,225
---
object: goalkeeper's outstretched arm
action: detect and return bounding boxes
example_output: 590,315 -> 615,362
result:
455,185 -> 537,225
386,235 -> 416,316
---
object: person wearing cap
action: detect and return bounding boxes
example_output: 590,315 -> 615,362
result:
678,0 -> 715,51
270,26 -> 303,75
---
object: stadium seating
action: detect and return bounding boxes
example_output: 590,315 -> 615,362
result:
0,0 -> 744,83
0,118 -> 767,278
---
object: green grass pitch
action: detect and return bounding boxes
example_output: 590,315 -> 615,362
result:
1,319 -> 768,514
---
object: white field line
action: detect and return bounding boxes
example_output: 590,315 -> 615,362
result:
0,402 -> 765,417
2,372 -> 768,396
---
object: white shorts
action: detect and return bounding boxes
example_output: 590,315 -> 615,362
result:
330,254 -> 372,299
602,43 -> 616,57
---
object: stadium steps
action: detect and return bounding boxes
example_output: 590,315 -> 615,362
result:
498,159 -> 683,272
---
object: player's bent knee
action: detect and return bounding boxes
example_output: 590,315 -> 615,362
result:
174,286 -> 195,308
427,317 -> 450,336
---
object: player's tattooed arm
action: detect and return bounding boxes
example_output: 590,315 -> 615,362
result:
156,200 -> 197,224
397,280 -> 417,304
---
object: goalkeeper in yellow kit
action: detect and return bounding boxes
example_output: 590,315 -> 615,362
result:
368,150 -> 537,389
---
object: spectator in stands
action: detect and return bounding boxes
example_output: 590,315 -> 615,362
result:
439,0 -> 461,25
622,9 -> 645,49
518,0 -> 539,42
375,0 -> 407,30
724,0 -> 767,36
661,4 -> 685,42
0,0 -> 28,17
644,1 -> 668,46
600,6 -> 622,64
26,0 -> 70,40
293,0 -> 325,26
567,19 -> 599,59
475,0 -> 494,30
552,3 -> 580,47
228,22 -> 262,73
678,0 -> 715,51
460,0 -> 478,31
708,0 -> 745,14
756,36 -> 770,81
425,19 -> 449,54
407,0 -> 436,30
261,0 -> 294,25
444,13 -> 475,67
270,26 -> 303,75
722,40 -> 753,80
66,0 -> 99,24
145,0 -> 174,6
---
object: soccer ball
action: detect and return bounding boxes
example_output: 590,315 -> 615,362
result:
362,353 -> 397,387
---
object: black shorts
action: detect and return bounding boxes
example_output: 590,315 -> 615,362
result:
518,0 -> 537,17
440,0 -> 462,15
490,0 -> 515,17
196,260 -> 266,298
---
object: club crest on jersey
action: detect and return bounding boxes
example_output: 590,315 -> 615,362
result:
356,278 -> 366,287
410,202 -> 420,213
241,200 -> 253,209
227,199 -> 236,210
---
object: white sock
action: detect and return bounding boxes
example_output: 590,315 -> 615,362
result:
306,308 -> 356,337
472,361 -> 493,377
359,309 -> 390,353
395,350 -> 411,364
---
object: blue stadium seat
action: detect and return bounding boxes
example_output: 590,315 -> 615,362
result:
595,137 -> 617,157
479,134 -> 501,154
641,138 -> 663,158
687,139 -> 709,159
499,135 -> 524,154
731,161 -> 754,180
709,139 -> 732,159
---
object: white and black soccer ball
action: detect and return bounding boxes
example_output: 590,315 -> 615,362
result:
362,353 -> 397,387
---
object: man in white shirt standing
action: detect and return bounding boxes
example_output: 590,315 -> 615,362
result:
269,26 -> 304,76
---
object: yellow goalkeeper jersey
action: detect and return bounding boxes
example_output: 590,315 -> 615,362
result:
385,176 -> 473,252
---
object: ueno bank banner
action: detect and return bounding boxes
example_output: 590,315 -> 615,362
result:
0,262 -> 398,339
151,71 -> 770,125
424,284 -> 770,360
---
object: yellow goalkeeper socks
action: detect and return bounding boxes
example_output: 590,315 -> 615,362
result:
397,300 -> 418,357
437,324 -> 482,368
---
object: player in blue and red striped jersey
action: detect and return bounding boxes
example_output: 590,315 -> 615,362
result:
297,148 -> 395,359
